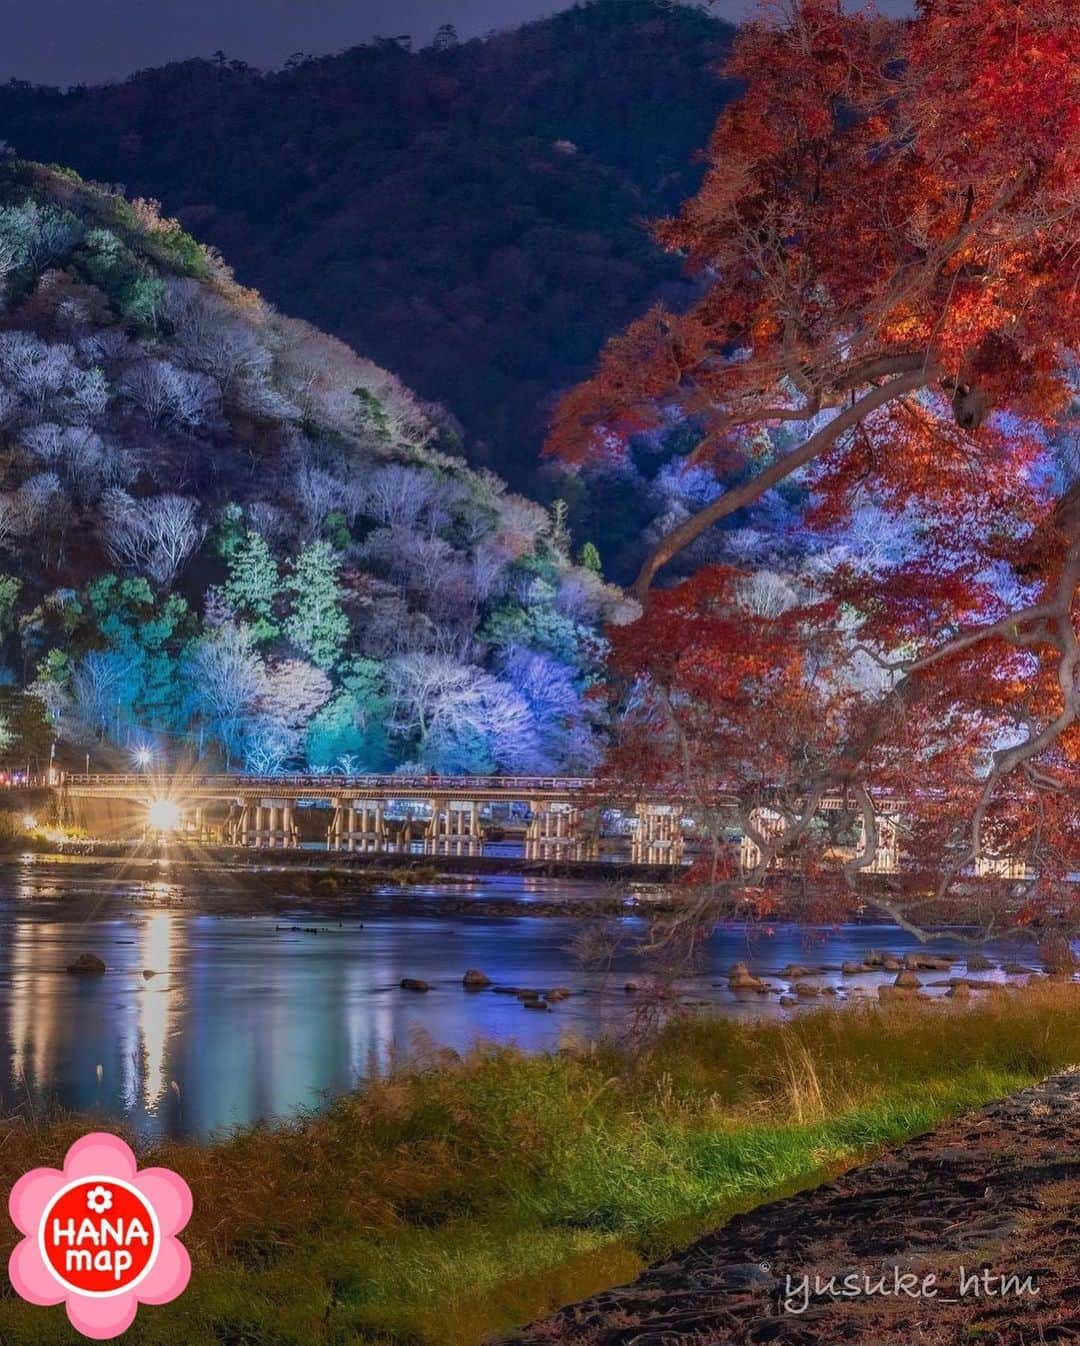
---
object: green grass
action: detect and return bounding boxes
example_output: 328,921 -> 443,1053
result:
1,985 -> 1078,1345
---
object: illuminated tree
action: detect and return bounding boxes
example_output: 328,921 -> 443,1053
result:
552,0 -> 1080,930
221,529 -> 281,643
283,541 -> 349,670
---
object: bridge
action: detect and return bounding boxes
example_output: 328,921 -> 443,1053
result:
57,772 -> 688,865
41,773 -> 1033,877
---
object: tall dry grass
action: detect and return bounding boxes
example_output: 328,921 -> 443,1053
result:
0,985 -> 1076,1345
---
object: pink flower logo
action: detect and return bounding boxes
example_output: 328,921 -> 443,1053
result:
8,1132 -> 192,1339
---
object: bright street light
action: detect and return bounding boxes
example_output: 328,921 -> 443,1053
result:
134,746 -> 153,769
147,799 -> 181,833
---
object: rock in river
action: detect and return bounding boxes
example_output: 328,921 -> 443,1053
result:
462,969 -> 492,989
67,953 -> 106,975
728,961 -> 765,991
400,978 -> 430,992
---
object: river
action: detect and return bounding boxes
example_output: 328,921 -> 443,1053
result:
0,854 -> 1054,1138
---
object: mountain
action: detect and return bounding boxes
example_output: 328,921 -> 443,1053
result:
0,157 -> 630,777
0,0 -> 737,546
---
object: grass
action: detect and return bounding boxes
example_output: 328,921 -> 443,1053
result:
1,984 -> 1078,1344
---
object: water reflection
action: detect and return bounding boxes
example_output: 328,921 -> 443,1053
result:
0,858 -> 1056,1138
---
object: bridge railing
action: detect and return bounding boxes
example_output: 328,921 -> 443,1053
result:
60,772 -> 602,794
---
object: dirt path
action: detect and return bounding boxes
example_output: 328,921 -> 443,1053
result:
508,1073 -> 1080,1345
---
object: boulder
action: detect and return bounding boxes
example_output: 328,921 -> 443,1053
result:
546,987 -> 572,1002
728,961 -> 765,991
780,964 -> 812,979
67,953 -> 106,975
523,998 -> 549,1011
462,969 -> 491,989
882,957 -> 903,971
966,953 -> 994,971
779,994 -> 797,1007
841,961 -> 863,975
795,982 -> 820,997
904,952 -> 951,971
1003,962 -> 1036,976
400,978 -> 430,992
894,970 -> 921,989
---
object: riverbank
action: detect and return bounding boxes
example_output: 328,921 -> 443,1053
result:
0,985 -> 1077,1345
512,1069 -> 1080,1345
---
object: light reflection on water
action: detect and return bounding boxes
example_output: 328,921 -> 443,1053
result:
0,857 -> 1055,1138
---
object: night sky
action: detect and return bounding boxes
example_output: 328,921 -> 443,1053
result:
2,0 -> 916,87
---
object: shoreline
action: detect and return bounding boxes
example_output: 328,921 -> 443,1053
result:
0,849 -> 1060,943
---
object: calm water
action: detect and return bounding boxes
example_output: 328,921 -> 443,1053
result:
0,856 -> 1050,1138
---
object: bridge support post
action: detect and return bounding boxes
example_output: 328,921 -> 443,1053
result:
973,852 -> 1029,879
739,807 -> 784,873
357,802 -> 386,853
854,807 -> 901,874
525,802 -> 590,862
632,804 -> 684,866
328,801 -> 344,852
331,801 -> 388,853
424,800 -> 482,857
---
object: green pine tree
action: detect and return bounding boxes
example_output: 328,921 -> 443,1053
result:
578,541 -> 602,574
283,541 -> 349,670
223,531 -> 281,644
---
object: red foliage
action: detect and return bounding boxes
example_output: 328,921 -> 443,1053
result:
564,0 -> 1080,929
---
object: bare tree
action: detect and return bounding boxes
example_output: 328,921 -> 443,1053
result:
0,332 -> 107,420
21,423 -> 137,502
101,490 -> 204,586
185,622 -> 266,768
734,570 -> 801,619
120,358 -> 219,429
160,277 -> 272,393
292,463 -> 350,539
359,464 -> 445,532
386,652 -> 535,770
0,492 -> 32,551
71,650 -> 137,740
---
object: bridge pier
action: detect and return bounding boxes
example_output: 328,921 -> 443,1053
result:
525,802 -> 594,861
190,804 -> 219,844
229,799 -> 299,849
973,852 -> 1030,879
328,800 -> 389,853
631,803 -> 684,866
855,806 -> 901,874
739,807 -> 785,873
424,799 -> 483,857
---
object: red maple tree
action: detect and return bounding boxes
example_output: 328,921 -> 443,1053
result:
553,0 -> 1080,935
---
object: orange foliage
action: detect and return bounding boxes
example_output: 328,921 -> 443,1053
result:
566,0 -> 1080,926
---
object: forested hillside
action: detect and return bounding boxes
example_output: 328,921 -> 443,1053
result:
0,158 -> 629,775
0,0 -> 736,544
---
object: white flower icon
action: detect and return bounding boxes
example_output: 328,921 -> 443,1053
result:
86,1185 -> 112,1214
